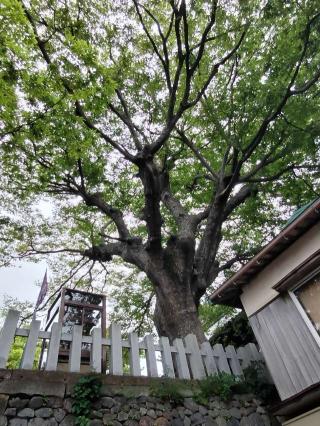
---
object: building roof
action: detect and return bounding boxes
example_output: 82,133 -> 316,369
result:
210,198 -> 320,307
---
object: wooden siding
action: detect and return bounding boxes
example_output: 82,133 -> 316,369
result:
249,294 -> 320,400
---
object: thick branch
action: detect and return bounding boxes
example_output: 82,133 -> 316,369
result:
223,184 -> 258,219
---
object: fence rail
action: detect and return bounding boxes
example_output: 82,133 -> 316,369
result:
0,309 -> 263,379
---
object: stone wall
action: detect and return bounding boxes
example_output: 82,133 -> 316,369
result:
0,369 -> 279,426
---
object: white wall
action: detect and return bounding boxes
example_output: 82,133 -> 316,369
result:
240,222 -> 320,316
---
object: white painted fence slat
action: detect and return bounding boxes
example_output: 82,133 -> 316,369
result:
91,327 -> 102,373
69,325 -> 83,373
160,336 -> 175,378
0,310 -> 20,369
226,345 -> 242,376
129,332 -> 141,376
109,323 -> 123,375
246,343 -> 261,362
173,338 -> 190,379
184,334 -> 206,379
212,343 -> 231,374
20,320 -> 41,370
201,341 -> 218,376
45,322 -> 62,371
144,334 -> 158,377
236,346 -> 251,369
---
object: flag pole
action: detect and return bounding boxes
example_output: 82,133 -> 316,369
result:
33,269 -> 48,321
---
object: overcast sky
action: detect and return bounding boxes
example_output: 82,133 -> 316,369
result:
0,260 -> 47,308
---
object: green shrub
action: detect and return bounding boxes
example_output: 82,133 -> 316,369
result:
242,361 -> 278,404
210,311 -> 256,348
72,375 -> 102,426
150,380 -> 186,405
198,372 -> 240,402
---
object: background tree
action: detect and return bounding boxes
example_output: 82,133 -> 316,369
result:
1,0 -> 320,342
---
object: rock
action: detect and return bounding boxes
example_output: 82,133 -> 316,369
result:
171,419 -> 184,426
47,397 -> 63,409
0,416 -> 7,426
257,407 -> 266,414
199,405 -> 208,415
146,402 -> 155,410
203,418 -> 218,426
52,408 -> 65,422
229,408 -> 241,420
231,401 -> 241,408
140,408 -> 147,416
89,421 -> 103,426
28,397 -> 44,410
261,415 -> 271,426
208,410 -> 219,418
139,416 -> 153,426
63,399 -> 73,413
0,396 -> 9,416
190,412 -> 204,425
128,409 -> 140,420
60,415 -> 76,426
227,419 -> 240,426
103,413 -> 116,424
46,419 -> 58,426
209,401 -> 220,410
215,417 -> 227,426
92,410 -> 103,419
118,411 -> 129,422
124,422 -> 139,426
8,420 -> 27,426
183,417 -> 191,426
241,407 -> 255,417
28,419 -> 57,426
183,398 -> 198,412
240,413 -> 263,426
35,408 -> 53,418
4,409 -> 16,417
111,405 -> 120,414
8,399 -> 28,410
101,397 -> 115,409
17,408 -> 34,418
154,417 -> 169,426
146,409 -> 156,419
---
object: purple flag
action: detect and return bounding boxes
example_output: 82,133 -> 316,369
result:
35,270 -> 48,310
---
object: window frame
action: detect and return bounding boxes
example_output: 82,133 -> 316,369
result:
288,265 -> 320,348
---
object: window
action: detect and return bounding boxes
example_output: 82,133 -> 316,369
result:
294,271 -> 320,335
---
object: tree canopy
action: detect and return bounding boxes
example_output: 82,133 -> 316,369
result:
1,0 -> 320,341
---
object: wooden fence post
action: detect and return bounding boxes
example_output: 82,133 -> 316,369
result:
144,334 -> 158,377
201,341 -> 218,376
45,322 -> 62,371
160,336 -> 175,378
173,338 -> 190,379
225,345 -> 242,376
0,310 -> 20,369
128,332 -> 141,376
184,334 -> 206,379
91,327 -> 102,373
69,325 -> 83,373
109,323 -> 123,375
212,344 -> 231,374
20,320 -> 41,370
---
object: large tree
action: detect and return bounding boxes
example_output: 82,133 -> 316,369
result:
1,0 -> 320,342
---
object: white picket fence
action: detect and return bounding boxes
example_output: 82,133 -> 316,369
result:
0,309 -> 263,379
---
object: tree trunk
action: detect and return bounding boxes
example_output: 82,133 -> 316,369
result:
153,279 -> 207,343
